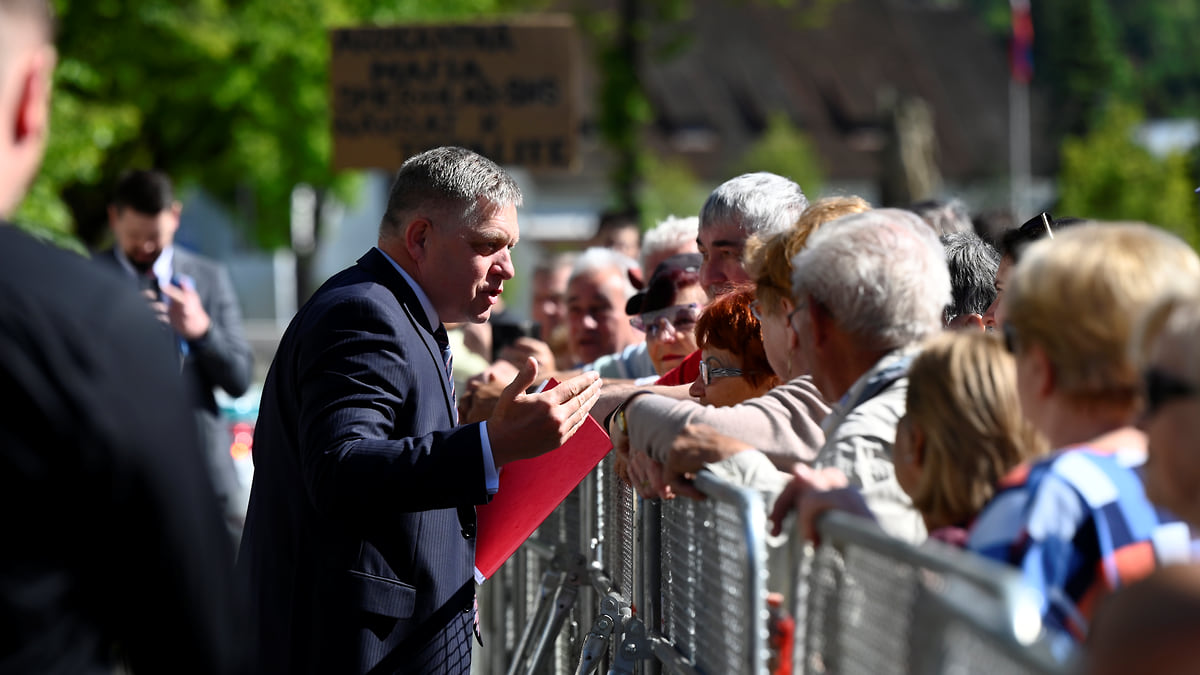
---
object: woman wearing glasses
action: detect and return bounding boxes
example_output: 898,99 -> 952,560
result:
1132,289 -> 1200,530
626,253 -> 706,377
613,196 -> 870,500
966,222 -> 1200,644
688,285 -> 780,407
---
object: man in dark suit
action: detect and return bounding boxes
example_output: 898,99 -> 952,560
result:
95,169 -> 254,541
237,146 -> 603,674
0,1 -> 248,672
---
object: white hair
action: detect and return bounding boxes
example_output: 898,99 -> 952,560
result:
640,215 -> 699,272
569,246 -> 640,300
790,208 -> 951,351
700,172 -> 808,239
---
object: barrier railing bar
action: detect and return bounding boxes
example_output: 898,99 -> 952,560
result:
812,511 -> 1044,645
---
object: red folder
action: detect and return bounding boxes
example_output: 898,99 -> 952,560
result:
474,379 -> 613,582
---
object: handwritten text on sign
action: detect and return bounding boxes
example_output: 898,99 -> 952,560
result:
331,19 -> 579,171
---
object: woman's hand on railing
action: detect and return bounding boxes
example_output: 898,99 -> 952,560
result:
663,424 -> 755,501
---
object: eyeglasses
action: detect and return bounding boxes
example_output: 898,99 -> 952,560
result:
630,303 -> 701,339
1002,321 -> 1020,354
699,358 -> 756,386
1141,368 -> 1200,417
749,300 -> 764,322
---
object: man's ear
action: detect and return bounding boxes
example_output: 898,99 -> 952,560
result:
1030,343 -> 1056,398
910,424 -> 926,469
956,313 -> 987,333
404,217 -> 434,262
808,297 -> 832,351
107,204 -> 120,230
14,45 -> 55,145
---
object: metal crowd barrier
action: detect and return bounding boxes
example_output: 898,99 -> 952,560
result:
794,511 -> 1067,675
479,463 -> 1070,675
646,471 -> 770,675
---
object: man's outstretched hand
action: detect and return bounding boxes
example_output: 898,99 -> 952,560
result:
488,357 -> 602,466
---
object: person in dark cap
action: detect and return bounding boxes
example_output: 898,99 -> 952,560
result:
625,253 -> 706,377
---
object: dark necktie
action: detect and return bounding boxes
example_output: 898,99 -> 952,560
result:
434,326 -> 477,644
433,325 -> 458,424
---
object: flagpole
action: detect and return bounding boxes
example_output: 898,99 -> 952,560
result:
1010,78 -> 1030,223
1009,0 -> 1033,224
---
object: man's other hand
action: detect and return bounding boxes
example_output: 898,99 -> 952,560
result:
488,357 -> 602,466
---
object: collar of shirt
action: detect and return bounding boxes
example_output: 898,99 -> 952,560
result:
821,345 -> 919,436
374,246 -> 441,332
114,245 -> 175,289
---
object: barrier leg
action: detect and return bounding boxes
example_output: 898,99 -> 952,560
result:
506,568 -> 566,675
523,570 -> 582,674
575,594 -> 626,675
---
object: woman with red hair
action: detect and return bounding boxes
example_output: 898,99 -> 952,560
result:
689,285 -> 780,407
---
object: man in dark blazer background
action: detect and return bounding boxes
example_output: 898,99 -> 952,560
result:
0,1 -> 248,672
95,169 -> 255,542
237,146 -> 603,674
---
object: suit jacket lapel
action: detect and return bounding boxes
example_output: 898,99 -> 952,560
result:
356,249 -> 457,425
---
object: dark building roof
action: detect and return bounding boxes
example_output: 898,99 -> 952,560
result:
625,0 -> 1054,183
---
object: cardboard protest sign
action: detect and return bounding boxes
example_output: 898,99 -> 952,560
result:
331,16 -> 580,171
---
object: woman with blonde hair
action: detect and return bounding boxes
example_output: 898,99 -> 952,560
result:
743,196 -> 872,380
966,222 -> 1200,642
893,332 -> 1045,545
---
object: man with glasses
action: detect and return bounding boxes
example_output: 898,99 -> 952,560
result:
1134,289 -> 1200,530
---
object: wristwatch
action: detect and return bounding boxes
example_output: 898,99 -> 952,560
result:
608,390 -> 652,435
615,404 -> 632,434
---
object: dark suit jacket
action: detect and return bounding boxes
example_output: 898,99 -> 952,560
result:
0,225 -> 247,674
238,248 -> 489,674
94,246 -> 254,509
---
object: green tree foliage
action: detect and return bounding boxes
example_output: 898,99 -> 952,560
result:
638,154 -> 708,231
16,0 -> 543,249
965,0 -> 1200,137
1111,1 -> 1200,118
577,0 -> 690,221
1035,0 -> 1131,139
1057,103 -> 1199,247
732,112 -> 825,197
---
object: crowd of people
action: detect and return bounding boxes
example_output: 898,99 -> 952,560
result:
452,172 -> 1200,669
7,0 -> 1200,673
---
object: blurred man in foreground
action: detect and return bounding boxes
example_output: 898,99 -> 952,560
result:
0,1 -> 248,672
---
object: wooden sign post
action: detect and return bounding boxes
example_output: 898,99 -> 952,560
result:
330,16 -> 580,171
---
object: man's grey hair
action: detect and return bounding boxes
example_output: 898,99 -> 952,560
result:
699,172 -> 808,239
790,208 -> 951,351
380,146 -> 522,236
640,215 -> 699,271
569,246 -> 640,301
940,231 -> 1000,324
909,198 -> 973,236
